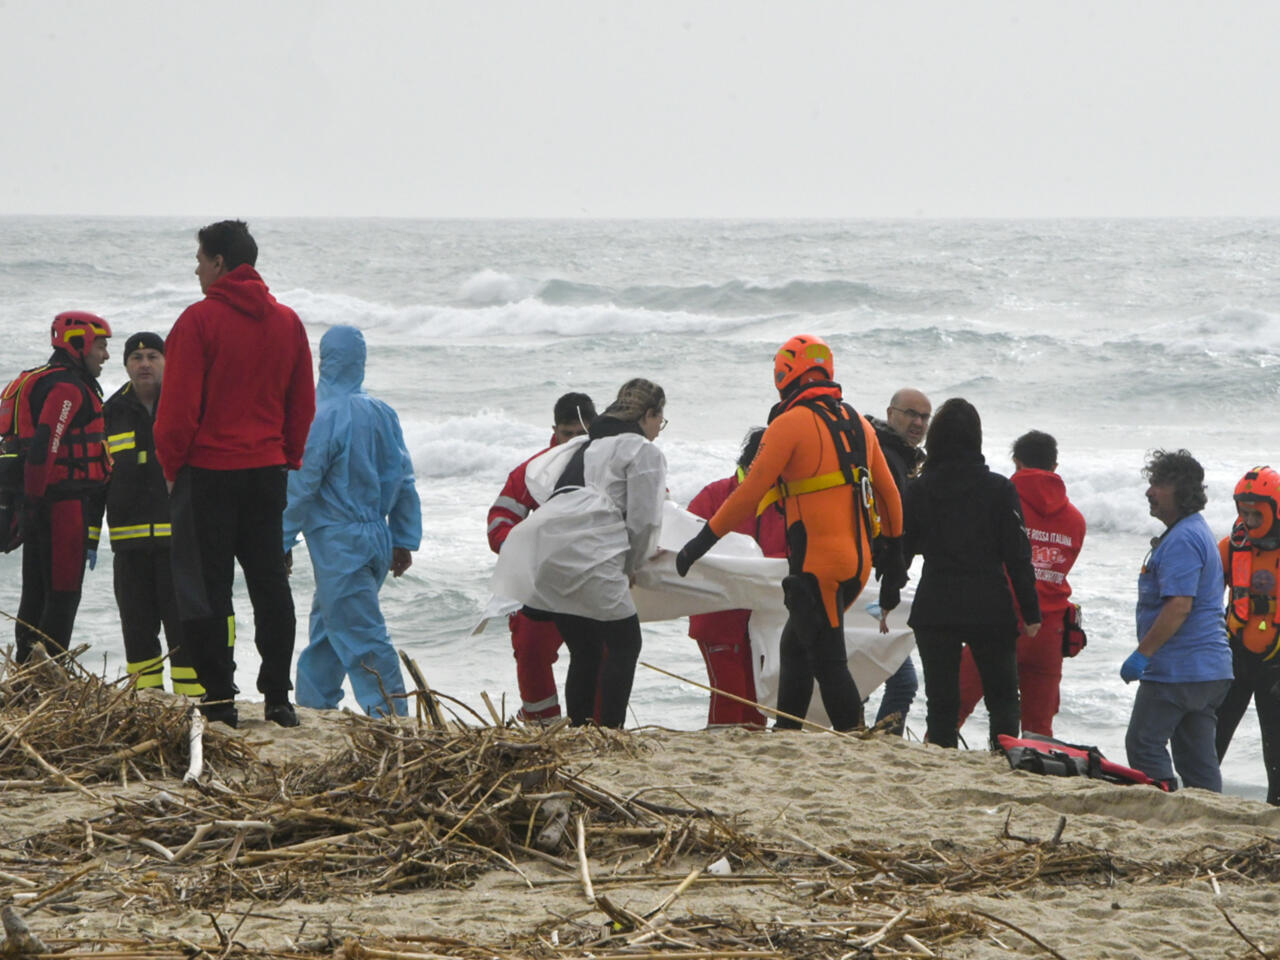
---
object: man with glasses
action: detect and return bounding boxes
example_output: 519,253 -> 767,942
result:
867,388 -> 932,734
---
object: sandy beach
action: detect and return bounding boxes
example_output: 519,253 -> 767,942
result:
3,663 -> 1280,960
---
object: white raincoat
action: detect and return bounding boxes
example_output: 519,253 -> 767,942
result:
492,432 -> 666,621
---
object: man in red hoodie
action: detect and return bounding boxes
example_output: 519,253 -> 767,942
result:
155,220 -> 315,729
487,392 -> 595,722
956,430 -> 1086,737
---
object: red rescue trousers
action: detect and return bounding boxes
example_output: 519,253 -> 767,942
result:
511,610 -> 563,721
957,613 -> 1066,737
511,609 -> 606,723
691,610 -> 766,728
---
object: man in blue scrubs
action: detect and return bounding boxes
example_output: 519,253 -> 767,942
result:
1122,449 -> 1233,791
283,325 -> 421,717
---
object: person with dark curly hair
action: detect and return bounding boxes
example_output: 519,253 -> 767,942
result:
1122,449 -> 1232,791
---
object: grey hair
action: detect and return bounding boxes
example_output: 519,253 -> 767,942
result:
604,378 -> 665,422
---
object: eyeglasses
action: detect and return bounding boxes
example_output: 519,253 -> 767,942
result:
890,407 -> 931,424
661,417 -> 669,432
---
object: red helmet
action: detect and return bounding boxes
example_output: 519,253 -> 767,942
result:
1234,465 -> 1280,544
774,334 -> 834,394
51,311 -> 111,359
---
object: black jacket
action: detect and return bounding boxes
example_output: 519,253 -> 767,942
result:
869,416 -> 925,495
90,383 -> 171,551
903,453 -> 1040,632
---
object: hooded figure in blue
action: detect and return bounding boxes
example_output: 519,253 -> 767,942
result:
282,325 -> 422,716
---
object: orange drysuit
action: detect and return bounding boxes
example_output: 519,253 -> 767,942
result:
708,394 -> 903,626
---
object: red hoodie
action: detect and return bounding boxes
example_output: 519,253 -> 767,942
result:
155,265 -> 315,482
1011,468 -> 1086,616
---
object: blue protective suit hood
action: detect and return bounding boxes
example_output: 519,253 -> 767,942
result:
281,322 -> 422,717
318,325 -> 366,400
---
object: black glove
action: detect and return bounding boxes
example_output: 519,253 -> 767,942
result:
875,536 -> 908,592
676,524 -> 720,577
871,537 -> 888,579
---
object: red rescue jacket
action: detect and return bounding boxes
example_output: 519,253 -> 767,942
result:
1011,468 -> 1086,617
1219,528 -> 1280,659
488,433 -> 566,554
0,358 -> 110,500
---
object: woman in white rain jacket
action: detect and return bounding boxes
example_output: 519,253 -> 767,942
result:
493,379 -> 667,727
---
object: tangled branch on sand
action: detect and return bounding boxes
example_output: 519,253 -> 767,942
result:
0,644 -> 256,788
3,649 -> 1279,958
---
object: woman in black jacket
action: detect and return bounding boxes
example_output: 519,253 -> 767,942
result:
904,398 -> 1041,748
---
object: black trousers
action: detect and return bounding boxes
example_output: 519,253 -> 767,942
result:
551,612 -> 641,728
1216,638 -> 1280,805
774,575 -> 865,732
16,498 -> 87,661
915,623 -> 1020,749
169,466 -> 295,704
113,546 -> 201,695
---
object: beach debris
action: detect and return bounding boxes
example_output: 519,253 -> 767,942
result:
0,646 -> 1276,960
183,707 -> 205,783
0,904 -> 49,956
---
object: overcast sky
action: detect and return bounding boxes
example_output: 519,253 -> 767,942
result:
3,0 -> 1277,218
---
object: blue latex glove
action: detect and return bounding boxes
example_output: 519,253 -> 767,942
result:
86,548 -> 97,571
1120,650 -> 1150,683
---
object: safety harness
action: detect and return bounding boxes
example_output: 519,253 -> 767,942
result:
754,396 -> 882,540
1226,518 -> 1280,659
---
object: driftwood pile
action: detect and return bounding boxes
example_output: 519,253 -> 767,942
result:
0,643 -> 255,789
1,646 -> 1278,959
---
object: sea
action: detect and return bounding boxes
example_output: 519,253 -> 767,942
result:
1,217 -> 1277,801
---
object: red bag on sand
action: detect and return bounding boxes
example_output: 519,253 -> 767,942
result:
998,733 -> 1171,790
1062,603 -> 1087,658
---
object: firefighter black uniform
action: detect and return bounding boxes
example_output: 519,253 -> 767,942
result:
92,380 -> 203,695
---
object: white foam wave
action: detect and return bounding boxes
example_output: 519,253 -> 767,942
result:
402,411 -> 554,481
1179,306 -> 1280,363
282,286 -> 753,339
458,270 -> 539,305
1062,457 -> 1242,537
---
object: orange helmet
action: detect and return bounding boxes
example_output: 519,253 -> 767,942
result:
1235,465 -> 1280,544
51,311 -> 111,360
774,334 -> 834,394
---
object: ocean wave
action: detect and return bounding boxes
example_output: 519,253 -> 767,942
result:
449,269 -> 957,315
1172,306 -> 1280,361
284,286 -> 759,338
536,276 -> 889,314
458,270 -> 540,305
403,411 -> 550,480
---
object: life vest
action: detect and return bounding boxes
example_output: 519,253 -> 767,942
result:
997,733 -> 1171,790
755,396 -> 882,538
0,363 -> 111,494
1226,519 -> 1280,659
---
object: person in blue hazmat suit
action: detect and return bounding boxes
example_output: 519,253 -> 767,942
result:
282,325 -> 422,717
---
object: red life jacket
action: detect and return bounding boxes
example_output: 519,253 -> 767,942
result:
1225,520 -> 1280,659
0,363 -> 111,494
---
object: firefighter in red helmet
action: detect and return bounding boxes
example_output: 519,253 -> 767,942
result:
0,312 -> 113,659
